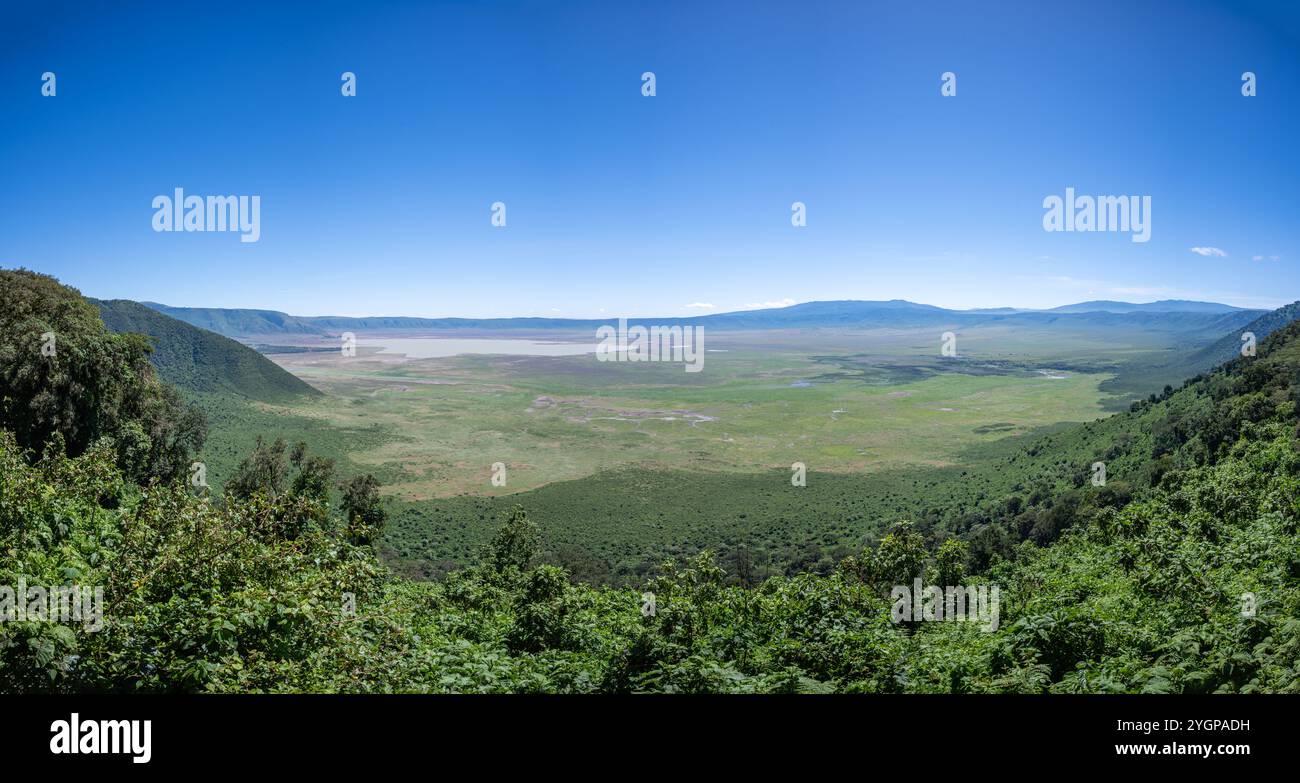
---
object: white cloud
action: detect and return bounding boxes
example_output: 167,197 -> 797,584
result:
1189,247 -> 1227,257
1252,255 -> 1280,261
743,298 -> 797,309
683,302 -> 716,309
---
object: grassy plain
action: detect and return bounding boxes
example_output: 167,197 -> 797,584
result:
193,324 -> 1186,584
257,329 -> 1119,495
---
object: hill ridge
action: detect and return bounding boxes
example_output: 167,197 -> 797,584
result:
93,298 -> 321,402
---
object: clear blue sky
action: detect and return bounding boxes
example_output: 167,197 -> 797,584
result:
2,0 -> 1297,317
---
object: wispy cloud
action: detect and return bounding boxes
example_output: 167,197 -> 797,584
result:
683,302 -> 716,309
1252,255 -> 1280,261
743,298 -> 797,309
1189,247 -> 1227,257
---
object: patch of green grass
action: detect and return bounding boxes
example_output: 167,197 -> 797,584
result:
190,392 -> 397,493
261,340 -> 1114,500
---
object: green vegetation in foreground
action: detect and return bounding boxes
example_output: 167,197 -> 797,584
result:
0,270 -> 205,483
3,270 -> 1299,693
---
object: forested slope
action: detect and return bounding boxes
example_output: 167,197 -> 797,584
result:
94,298 -> 320,402
1098,301 -> 1300,403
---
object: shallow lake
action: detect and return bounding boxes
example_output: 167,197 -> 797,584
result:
358,337 -> 596,359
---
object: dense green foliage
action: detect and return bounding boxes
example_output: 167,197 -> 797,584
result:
0,270 -> 205,482
94,298 -> 320,402
3,275 -> 1298,693
340,473 -> 387,545
383,466 -> 975,584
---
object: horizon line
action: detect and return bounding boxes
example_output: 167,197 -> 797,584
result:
131,296 -> 1288,322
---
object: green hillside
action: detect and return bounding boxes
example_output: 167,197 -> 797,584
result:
141,302 -> 327,337
1098,301 -> 1300,402
93,298 -> 320,402
1189,300 -> 1300,370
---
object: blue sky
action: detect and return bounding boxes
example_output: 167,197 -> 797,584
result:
1,0 -> 1297,317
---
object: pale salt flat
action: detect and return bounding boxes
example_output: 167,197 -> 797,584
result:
358,337 -> 596,359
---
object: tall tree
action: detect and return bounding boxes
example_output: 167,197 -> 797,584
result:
0,269 -> 204,482
340,473 -> 385,545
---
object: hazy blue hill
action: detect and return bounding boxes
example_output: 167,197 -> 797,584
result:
145,302 -> 609,337
95,299 -> 321,401
1097,301 -> 1300,402
974,308 -> 1260,338
688,303 -> 1263,339
1046,299 -> 1247,314
1187,301 -> 1300,369
300,315 -> 601,331
142,302 -> 328,337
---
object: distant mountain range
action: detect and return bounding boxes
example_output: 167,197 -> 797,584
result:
142,298 -> 1263,339
1044,300 -> 1249,314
